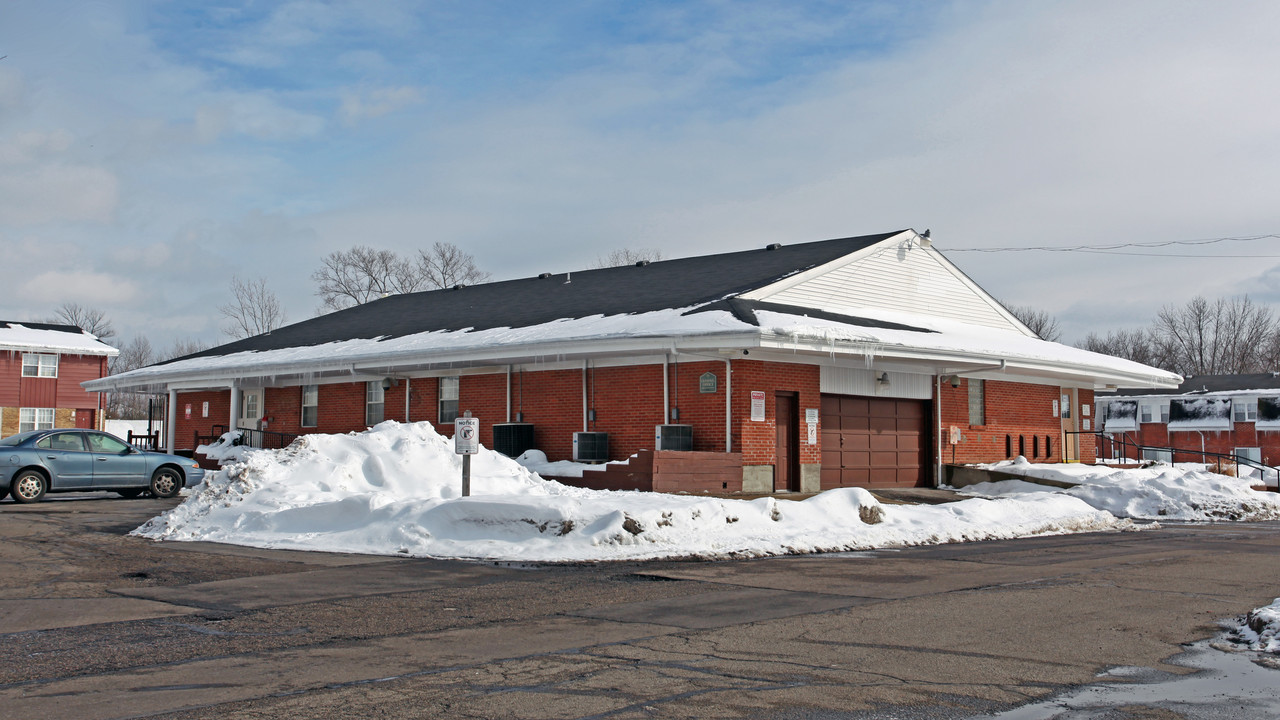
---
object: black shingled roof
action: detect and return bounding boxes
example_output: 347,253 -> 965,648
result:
1,321 -> 90,335
168,230 -> 910,365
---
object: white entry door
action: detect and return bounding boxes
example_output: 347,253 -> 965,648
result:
239,389 -> 264,430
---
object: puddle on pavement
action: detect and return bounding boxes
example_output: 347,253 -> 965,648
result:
982,639 -> 1280,719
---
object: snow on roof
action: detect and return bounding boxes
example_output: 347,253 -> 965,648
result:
0,322 -> 117,356
90,302 -> 1178,392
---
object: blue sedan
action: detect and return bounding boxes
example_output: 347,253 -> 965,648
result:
1,429 -> 205,503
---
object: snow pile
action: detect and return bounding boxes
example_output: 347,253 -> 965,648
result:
1223,598 -> 1280,655
514,449 -> 629,478
196,430 -> 251,464
962,457 -> 1280,522
133,422 -> 1127,562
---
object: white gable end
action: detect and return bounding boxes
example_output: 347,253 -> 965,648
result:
742,235 -> 1032,335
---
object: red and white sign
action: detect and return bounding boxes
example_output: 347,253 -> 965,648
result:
184,403 -> 192,420
750,391 -> 766,422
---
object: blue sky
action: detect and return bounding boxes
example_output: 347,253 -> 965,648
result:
3,1 -> 1280,351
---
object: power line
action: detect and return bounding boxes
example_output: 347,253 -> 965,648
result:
947,234 -> 1280,254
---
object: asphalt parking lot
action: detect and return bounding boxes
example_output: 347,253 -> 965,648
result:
4,493 -> 1280,719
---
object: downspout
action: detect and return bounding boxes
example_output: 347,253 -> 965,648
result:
166,388 -> 177,453
506,365 -> 512,423
404,378 -> 411,423
936,373 -> 944,487
724,357 -> 732,453
582,360 -> 588,432
663,354 -> 670,425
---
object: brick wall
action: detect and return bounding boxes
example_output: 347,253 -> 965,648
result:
938,380 -> 1096,464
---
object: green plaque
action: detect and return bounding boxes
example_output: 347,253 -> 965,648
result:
699,371 -> 717,393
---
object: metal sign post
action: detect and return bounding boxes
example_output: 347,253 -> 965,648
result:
454,411 -> 479,497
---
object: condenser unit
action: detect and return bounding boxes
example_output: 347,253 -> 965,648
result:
572,432 -> 609,462
492,423 -> 535,458
654,424 -> 693,451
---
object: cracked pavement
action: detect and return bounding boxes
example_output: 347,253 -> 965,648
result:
3,495 -> 1280,719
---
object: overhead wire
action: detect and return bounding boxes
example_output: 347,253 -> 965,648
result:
946,234 -> 1280,257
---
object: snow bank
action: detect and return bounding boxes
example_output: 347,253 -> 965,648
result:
133,422 -> 1128,562
1224,598 -> 1280,655
962,457 -> 1280,522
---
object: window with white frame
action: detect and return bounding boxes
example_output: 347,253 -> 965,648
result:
1233,398 -> 1258,422
21,353 -> 58,378
1160,402 -> 1170,423
301,385 -> 319,427
439,377 -> 459,423
967,379 -> 984,426
1140,404 -> 1153,423
19,408 -> 54,433
366,381 -> 384,426
1236,447 -> 1262,463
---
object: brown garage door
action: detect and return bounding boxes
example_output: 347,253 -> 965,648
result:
821,394 -> 930,488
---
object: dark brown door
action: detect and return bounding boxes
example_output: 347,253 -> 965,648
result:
775,392 -> 799,492
820,394 -> 930,488
75,410 -> 94,429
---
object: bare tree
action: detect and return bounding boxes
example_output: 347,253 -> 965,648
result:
220,275 -> 287,340
50,302 -> 116,342
106,335 -> 155,419
588,247 -> 664,269
1152,295 -> 1279,375
418,242 -> 491,288
314,243 -> 489,311
1078,328 -> 1165,369
163,337 -> 210,361
1004,303 -> 1062,342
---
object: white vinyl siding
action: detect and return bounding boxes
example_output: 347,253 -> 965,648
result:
819,366 -> 932,399
748,243 -> 1025,333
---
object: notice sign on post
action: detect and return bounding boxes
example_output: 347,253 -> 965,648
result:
750,391 -> 766,421
454,416 -> 479,455
454,414 -> 479,497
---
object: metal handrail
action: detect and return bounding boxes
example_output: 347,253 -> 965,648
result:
1072,430 -> 1280,487
234,426 -> 299,450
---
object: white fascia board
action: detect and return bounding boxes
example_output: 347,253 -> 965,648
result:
740,230 -> 1038,338
756,333 -> 1180,390
85,332 -> 763,393
0,343 -> 118,357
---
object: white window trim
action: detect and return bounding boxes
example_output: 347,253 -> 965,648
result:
366,381 -> 385,426
301,385 -> 319,428
1233,398 -> 1258,422
21,353 -> 58,378
439,376 -> 460,424
19,407 -> 55,433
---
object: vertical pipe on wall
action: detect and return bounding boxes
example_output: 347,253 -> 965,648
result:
506,365 -> 512,423
936,373 -> 944,487
404,378 -> 411,423
582,360 -> 588,432
166,388 -> 177,453
663,354 -> 670,425
724,358 -> 732,453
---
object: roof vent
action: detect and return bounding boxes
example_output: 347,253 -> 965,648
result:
635,260 -> 650,267
538,272 -> 552,279
453,284 -> 464,290
765,243 -> 782,251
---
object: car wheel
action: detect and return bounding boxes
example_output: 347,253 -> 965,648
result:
149,468 -> 182,499
116,488 -> 144,499
11,470 -> 48,503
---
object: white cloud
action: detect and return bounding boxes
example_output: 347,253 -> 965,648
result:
18,271 -> 138,305
339,86 -> 423,126
0,164 -> 118,225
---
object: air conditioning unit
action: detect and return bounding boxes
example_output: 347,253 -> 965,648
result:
573,432 -> 609,462
492,423 -> 535,458
655,424 -> 693,451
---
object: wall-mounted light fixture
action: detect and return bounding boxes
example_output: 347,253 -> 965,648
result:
950,375 -> 962,388
382,377 -> 400,391
876,372 -> 890,388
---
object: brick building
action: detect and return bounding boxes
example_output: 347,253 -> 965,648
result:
0,321 -> 116,436
1097,373 -> 1280,466
88,230 -> 1178,491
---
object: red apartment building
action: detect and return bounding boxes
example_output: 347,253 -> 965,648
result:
0,322 -> 117,436
88,231 -> 1179,492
